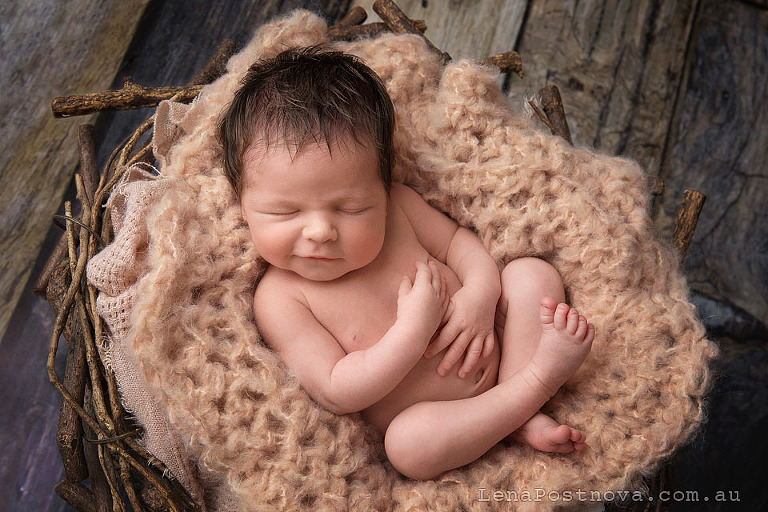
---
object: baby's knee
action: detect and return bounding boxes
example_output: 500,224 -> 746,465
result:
501,257 -> 564,300
384,406 -> 442,480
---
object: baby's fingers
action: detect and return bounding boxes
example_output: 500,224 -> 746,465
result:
439,274 -> 450,314
457,335 -> 487,378
425,305 -> 457,358
428,261 -> 442,293
412,261 -> 432,289
436,331 -> 471,376
442,296 -> 454,324
398,276 -> 412,297
481,331 -> 495,358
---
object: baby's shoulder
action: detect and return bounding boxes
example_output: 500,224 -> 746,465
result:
387,183 -> 432,227
389,183 -> 441,222
389,182 -> 423,207
253,267 -> 306,311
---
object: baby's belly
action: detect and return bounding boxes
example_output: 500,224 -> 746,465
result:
362,337 -> 501,433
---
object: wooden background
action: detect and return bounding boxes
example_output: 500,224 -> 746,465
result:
1,0 -> 766,510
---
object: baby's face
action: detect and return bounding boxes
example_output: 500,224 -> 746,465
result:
240,138 -> 388,281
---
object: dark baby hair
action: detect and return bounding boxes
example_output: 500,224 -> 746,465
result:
218,46 -> 396,197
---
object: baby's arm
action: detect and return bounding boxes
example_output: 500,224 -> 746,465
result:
429,226 -> 501,376
393,184 -> 501,377
254,262 -> 448,415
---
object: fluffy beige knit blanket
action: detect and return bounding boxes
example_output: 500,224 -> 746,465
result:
87,10 -> 717,512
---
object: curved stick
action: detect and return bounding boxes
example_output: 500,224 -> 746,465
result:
673,190 -> 706,260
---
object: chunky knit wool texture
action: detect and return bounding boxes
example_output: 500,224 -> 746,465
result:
87,10 -> 718,512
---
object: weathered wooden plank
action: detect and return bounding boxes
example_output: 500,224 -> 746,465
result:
0,0 -> 152,343
353,0 -> 527,61
506,0 -> 698,173
656,0 -> 768,327
0,287 -> 70,511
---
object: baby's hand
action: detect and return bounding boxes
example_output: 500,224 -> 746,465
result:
424,286 -> 496,378
397,261 -> 449,341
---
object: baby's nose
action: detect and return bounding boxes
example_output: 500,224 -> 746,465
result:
302,214 -> 337,243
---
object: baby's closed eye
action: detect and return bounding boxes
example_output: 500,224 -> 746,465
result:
337,205 -> 371,215
260,209 -> 299,217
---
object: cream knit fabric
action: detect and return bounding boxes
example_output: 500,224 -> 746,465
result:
87,10 -> 717,511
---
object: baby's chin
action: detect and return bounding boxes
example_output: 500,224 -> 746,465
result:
283,259 -> 362,282
294,269 -> 350,282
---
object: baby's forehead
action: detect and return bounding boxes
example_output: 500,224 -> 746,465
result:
243,134 -> 370,168
240,137 -> 381,189
240,140 -> 315,181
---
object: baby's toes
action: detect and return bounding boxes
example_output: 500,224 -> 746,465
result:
565,307 -> 580,335
585,323 -> 596,345
570,429 -> 587,450
553,303 -> 569,330
570,428 -> 586,444
575,315 -> 588,339
539,297 -> 558,327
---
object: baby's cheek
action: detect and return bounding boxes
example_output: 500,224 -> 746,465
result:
357,224 -> 386,261
250,226 -> 283,258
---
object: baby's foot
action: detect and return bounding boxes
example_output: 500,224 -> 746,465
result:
509,412 -> 587,453
527,297 -> 595,397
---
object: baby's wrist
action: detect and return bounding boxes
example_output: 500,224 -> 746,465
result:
393,313 -> 437,346
460,279 -> 501,305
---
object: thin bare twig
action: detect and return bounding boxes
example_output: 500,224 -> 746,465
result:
373,0 -> 451,63
479,51 -> 524,77
528,99 -> 559,135
673,190 -> 706,259
334,5 -> 367,28
52,79 -> 202,118
53,215 -> 105,248
538,85 -> 573,145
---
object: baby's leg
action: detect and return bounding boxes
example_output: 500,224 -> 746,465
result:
497,258 -> 590,452
384,259 -> 593,480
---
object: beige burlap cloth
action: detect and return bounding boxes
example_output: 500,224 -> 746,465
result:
87,10 -> 718,512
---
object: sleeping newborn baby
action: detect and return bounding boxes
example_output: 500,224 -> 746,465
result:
217,46 -> 595,480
